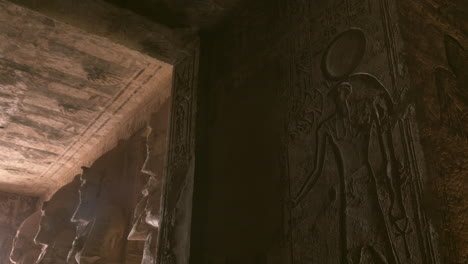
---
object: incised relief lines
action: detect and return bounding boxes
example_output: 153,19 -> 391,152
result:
430,34 -> 467,263
128,175 -> 162,264
434,35 -> 467,137
283,27 -> 439,264
67,138 -> 145,264
157,41 -> 199,264
0,192 -> 37,264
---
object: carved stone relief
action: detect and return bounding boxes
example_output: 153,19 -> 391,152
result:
9,211 -> 42,264
33,175 -> 80,264
69,174 -> 126,263
279,2 -> 441,260
78,205 -> 127,264
128,175 -> 162,264
126,100 -> 170,264
430,34 -> 467,263
0,192 -> 38,264
156,40 -> 199,264
68,139 -> 144,264
434,35 -> 467,137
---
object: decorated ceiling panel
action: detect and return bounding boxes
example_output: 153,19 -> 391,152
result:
0,1 -> 173,196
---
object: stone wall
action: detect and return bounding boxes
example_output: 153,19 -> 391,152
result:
396,0 -> 467,263
0,192 -> 38,264
193,0 -> 448,263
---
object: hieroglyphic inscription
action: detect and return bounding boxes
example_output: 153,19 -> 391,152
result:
157,40 -> 199,264
279,0 -> 440,262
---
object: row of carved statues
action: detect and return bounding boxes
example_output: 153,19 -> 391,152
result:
9,116 -> 167,264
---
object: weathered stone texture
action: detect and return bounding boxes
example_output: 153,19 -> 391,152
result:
156,40 -> 199,264
10,211 -> 42,264
0,0 -> 172,196
128,101 -> 170,264
193,0 -> 443,263
34,175 -> 80,264
69,133 -> 147,264
395,0 -> 467,263
0,192 -> 38,264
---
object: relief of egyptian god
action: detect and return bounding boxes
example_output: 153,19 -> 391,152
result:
288,28 -> 439,264
34,175 -> 81,264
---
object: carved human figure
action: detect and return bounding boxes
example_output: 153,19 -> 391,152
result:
292,29 -> 418,264
67,222 -> 92,264
68,167 -> 102,263
71,167 -> 102,225
9,211 -> 42,264
69,145 -> 130,264
76,205 -> 127,264
37,229 -> 77,264
34,175 -> 80,264
69,175 -> 128,263
128,175 -> 162,264
293,76 -> 400,264
126,109 -> 168,264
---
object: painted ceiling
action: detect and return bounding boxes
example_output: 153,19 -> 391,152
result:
0,1 -> 173,196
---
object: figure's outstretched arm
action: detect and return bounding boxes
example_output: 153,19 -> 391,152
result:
292,130 -> 328,206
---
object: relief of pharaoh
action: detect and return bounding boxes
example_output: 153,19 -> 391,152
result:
69,144 -> 130,264
292,29 -> 436,264
34,175 -> 81,264
128,115 -> 166,264
128,175 -> 162,264
10,211 -> 42,264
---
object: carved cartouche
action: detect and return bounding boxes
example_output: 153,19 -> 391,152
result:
10,211 -> 42,264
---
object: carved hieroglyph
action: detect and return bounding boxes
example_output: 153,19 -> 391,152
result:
156,40 -> 199,264
279,0 -> 441,263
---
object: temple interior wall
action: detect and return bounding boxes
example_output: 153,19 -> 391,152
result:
395,0 -> 467,262
192,0 -> 464,263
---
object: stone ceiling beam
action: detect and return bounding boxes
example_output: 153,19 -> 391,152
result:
8,0 -> 197,64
